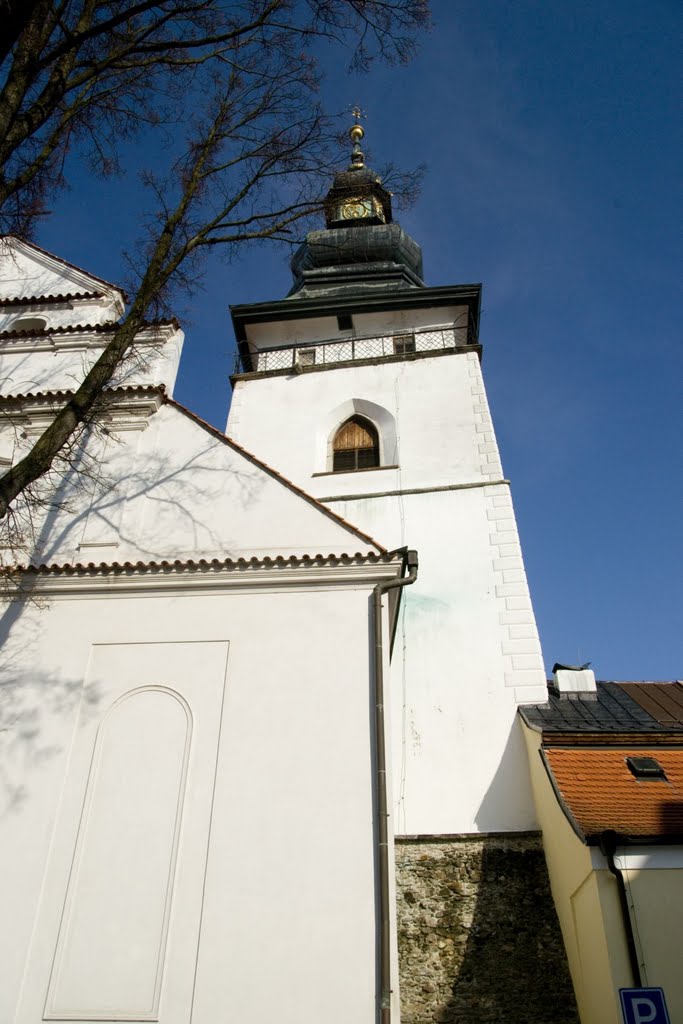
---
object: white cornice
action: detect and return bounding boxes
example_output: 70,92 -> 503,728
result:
4,557 -> 403,598
590,845 -> 683,870
0,389 -> 163,435
0,322 -> 179,353
614,846 -> 683,870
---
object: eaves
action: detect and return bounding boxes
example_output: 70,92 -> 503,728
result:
230,283 -> 482,340
0,320 -> 179,348
2,552 -> 404,598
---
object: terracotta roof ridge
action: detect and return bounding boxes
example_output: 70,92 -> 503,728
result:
0,317 -> 179,340
1,234 -> 126,298
3,551 -> 398,577
0,291 -> 103,307
163,395 -> 388,553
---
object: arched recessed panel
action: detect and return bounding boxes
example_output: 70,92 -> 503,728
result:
45,687 -> 192,1021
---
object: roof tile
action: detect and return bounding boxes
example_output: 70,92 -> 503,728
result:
1,551 -> 398,578
544,747 -> 683,841
0,318 -> 178,340
620,683 -> 683,725
520,681 -> 683,735
0,291 -> 103,307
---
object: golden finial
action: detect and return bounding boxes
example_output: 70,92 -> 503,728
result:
349,105 -> 365,168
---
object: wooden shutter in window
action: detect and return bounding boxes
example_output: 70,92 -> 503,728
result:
333,416 -> 379,472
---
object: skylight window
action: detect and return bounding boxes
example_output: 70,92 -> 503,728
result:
625,756 -> 667,781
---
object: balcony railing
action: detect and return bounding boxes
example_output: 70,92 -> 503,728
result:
236,325 -> 470,374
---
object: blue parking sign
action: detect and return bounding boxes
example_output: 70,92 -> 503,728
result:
620,989 -> 670,1024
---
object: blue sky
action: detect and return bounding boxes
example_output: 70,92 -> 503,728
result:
37,0 -> 681,679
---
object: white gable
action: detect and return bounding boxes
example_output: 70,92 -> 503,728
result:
0,321 -> 184,400
0,239 -> 183,398
16,399 -> 383,567
0,235 -> 124,303
0,236 -> 124,327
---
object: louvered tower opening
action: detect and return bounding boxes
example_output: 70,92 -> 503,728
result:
332,416 -> 379,472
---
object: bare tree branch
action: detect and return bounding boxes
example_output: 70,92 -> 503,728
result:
0,0 -> 429,529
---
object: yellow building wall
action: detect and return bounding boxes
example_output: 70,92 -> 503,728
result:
625,867 -> 683,1021
521,725 -> 632,1024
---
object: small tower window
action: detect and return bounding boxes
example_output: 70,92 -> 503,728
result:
295,347 -> 316,368
333,415 -> 379,472
393,333 -> 415,355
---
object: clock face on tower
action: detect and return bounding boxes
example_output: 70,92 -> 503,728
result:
339,197 -> 373,220
335,195 -> 387,223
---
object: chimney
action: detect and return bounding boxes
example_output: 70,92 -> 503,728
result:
551,662 -> 597,699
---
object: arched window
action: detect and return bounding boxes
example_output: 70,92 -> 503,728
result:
332,415 -> 379,472
11,315 -> 47,333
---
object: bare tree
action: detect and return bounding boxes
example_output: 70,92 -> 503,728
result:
0,0 -> 429,530
0,1 -> 427,235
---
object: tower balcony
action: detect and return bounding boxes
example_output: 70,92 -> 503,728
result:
234,323 -> 477,376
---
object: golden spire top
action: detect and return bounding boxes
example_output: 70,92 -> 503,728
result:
349,105 -> 365,169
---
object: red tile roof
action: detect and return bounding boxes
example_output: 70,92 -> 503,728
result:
2,551 -> 397,578
0,384 -> 162,403
0,318 -> 178,340
544,747 -> 683,841
0,292 -> 102,307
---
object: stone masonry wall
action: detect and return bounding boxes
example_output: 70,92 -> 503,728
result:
396,833 -> 578,1024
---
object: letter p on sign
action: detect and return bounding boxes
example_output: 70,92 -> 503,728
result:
632,998 -> 657,1024
620,989 -> 670,1024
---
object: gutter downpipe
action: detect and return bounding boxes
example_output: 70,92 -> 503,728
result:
599,830 -> 642,987
373,548 -> 419,1024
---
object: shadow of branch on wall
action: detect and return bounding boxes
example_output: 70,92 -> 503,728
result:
0,614 -> 102,819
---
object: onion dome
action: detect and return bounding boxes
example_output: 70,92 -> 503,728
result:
289,115 -> 424,298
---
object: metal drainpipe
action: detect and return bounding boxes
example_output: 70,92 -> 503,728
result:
373,548 -> 419,1024
599,831 -> 642,987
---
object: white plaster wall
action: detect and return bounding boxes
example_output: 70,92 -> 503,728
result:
0,241 -> 122,316
0,327 -> 184,398
338,485 -> 545,834
0,401 -> 380,566
0,241 -> 184,398
0,580 -> 392,1024
244,305 -> 467,349
229,351 -> 493,491
228,347 -> 548,834
0,297 -> 119,333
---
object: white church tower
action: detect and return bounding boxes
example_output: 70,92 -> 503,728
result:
227,119 -> 549,836
0,123 -> 577,1024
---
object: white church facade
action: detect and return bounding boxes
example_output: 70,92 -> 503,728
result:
0,127 -> 578,1024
